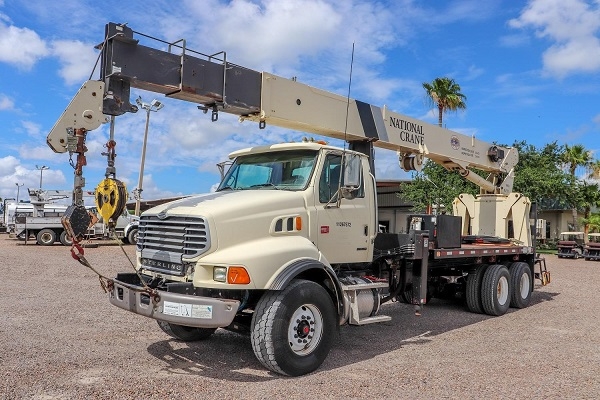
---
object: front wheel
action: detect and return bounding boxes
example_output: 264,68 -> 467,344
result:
127,228 -> 138,245
251,279 -> 337,376
157,321 -> 216,341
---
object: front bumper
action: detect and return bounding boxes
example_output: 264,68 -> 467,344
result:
108,273 -> 240,328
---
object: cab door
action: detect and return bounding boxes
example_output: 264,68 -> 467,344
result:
314,152 -> 374,263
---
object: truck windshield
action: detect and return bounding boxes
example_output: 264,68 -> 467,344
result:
217,150 -> 318,191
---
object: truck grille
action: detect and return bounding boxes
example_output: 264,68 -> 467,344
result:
137,215 -> 210,261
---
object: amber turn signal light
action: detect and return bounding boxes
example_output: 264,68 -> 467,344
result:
227,266 -> 251,284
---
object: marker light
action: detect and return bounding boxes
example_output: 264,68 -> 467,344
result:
227,266 -> 251,284
295,216 -> 302,231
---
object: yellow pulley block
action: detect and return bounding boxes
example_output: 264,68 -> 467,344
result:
95,178 -> 128,225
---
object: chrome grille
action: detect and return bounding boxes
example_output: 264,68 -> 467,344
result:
137,215 -> 210,260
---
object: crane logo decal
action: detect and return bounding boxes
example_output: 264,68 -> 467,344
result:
451,136 -> 460,150
389,116 -> 424,145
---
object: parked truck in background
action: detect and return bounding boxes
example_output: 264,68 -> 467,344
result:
46,23 -> 550,376
14,188 -> 139,245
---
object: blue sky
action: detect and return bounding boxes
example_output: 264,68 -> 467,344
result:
1,0 -> 600,204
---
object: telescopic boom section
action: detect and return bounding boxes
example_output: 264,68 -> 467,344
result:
46,22 -> 517,194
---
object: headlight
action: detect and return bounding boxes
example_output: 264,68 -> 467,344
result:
213,266 -> 227,282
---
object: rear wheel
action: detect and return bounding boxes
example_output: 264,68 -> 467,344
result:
481,264 -> 511,316
251,279 -> 336,376
509,262 -> 532,308
59,231 -> 73,246
37,229 -> 57,246
157,321 -> 216,341
466,265 -> 489,314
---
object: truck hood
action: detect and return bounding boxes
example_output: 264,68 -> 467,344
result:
142,190 -> 308,254
143,190 -> 306,219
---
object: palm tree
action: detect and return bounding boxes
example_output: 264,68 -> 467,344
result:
587,159 -> 600,179
562,144 -> 592,176
577,182 -> 600,239
562,144 -> 593,231
422,77 -> 467,127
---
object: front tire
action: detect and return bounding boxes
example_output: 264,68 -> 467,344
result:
481,264 -> 511,316
251,279 -> 336,376
157,321 -> 216,341
509,262 -> 532,308
127,227 -> 138,245
37,229 -> 57,246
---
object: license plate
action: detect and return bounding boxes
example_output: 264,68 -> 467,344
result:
163,301 -> 213,319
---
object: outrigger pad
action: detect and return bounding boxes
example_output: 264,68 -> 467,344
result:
62,205 -> 93,241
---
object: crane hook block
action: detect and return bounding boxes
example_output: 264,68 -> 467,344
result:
62,205 -> 99,241
95,178 -> 128,225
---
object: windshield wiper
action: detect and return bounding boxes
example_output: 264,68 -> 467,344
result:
246,183 -> 280,190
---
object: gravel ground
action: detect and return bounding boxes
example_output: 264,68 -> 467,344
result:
1,235 -> 598,399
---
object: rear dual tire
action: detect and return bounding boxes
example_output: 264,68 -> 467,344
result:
36,229 -> 56,246
508,262 -> 532,309
481,264 -> 511,316
467,262 -> 532,316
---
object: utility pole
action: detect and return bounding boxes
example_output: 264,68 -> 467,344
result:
35,165 -> 49,189
15,183 -> 24,203
134,97 -> 164,216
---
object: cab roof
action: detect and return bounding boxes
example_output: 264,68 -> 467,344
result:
228,141 -> 361,159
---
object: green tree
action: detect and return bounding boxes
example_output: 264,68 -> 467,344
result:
400,160 -> 478,213
561,144 -> 593,230
401,141 -> 575,217
587,159 -> 600,179
575,182 -> 600,239
511,141 -> 571,204
584,213 -> 600,233
422,77 -> 467,127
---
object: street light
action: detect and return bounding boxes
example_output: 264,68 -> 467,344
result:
15,183 -> 24,203
35,165 -> 49,189
134,96 -> 164,216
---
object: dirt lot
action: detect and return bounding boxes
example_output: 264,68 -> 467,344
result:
0,235 -> 598,399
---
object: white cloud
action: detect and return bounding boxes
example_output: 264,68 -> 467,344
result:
510,0 -> 600,77
499,33 -> 530,48
150,0 -> 414,104
0,21 -> 49,69
0,93 -> 14,110
464,65 -> 484,81
50,40 -> 98,85
0,155 -> 19,176
21,120 -> 42,137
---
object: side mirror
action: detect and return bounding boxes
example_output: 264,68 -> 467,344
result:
342,153 -> 361,199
